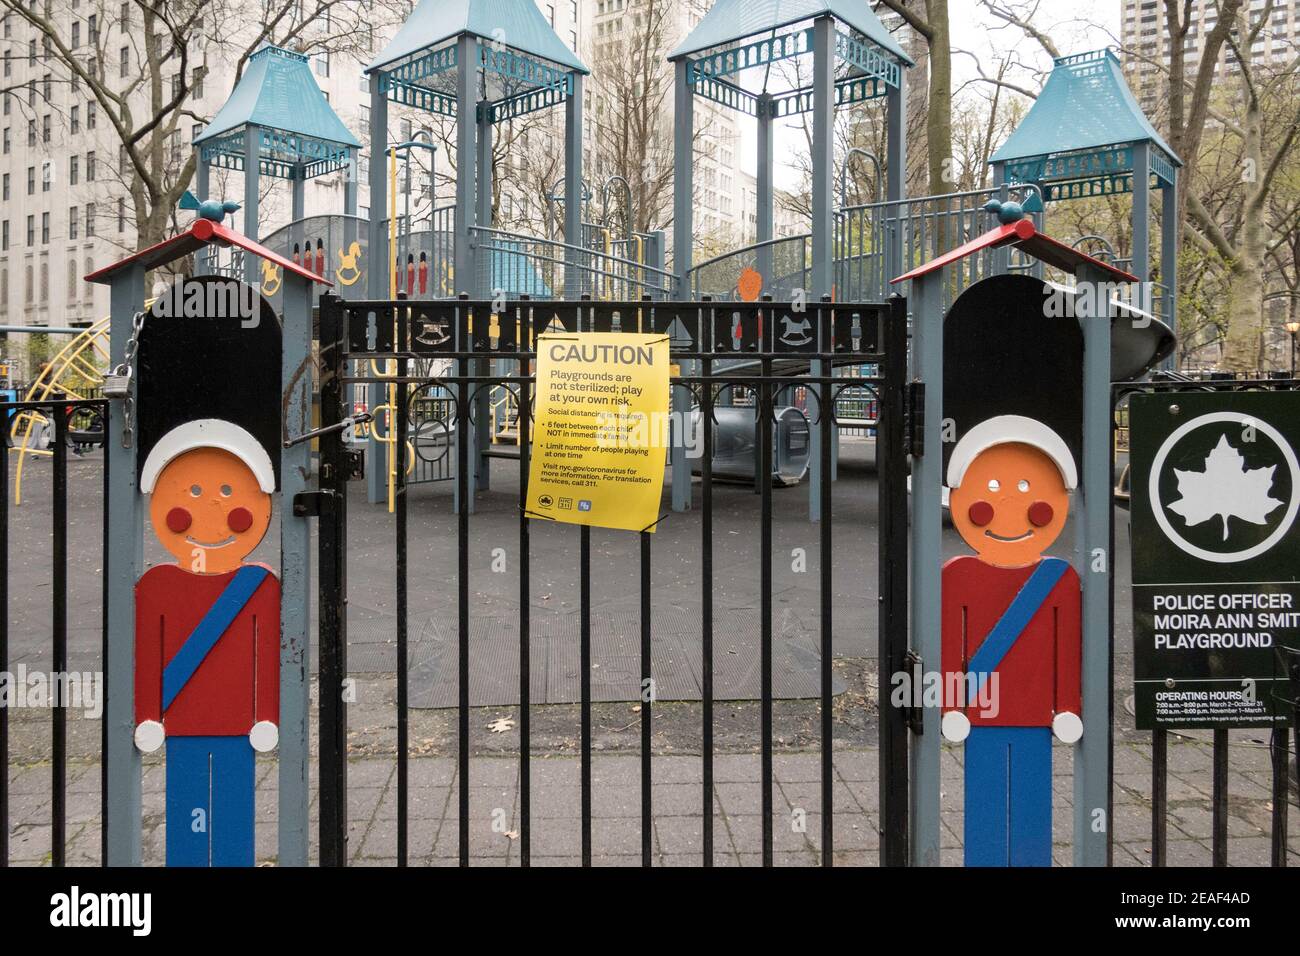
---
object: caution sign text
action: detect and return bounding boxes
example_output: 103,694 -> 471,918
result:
527,332 -> 670,532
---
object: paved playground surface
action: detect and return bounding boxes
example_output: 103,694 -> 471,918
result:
3,442 -> 1297,865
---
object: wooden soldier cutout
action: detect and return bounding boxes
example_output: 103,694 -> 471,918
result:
941,415 -> 1083,866
132,280 -> 283,866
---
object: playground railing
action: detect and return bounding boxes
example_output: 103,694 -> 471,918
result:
468,226 -> 674,300
688,234 -> 812,301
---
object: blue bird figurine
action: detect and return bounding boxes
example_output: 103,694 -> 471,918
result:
180,190 -> 241,224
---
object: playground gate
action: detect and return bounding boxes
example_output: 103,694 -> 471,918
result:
311,295 -> 913,866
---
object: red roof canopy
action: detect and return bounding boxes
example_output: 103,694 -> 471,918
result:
86,217 -> 332,287
889,219 -> 1137,285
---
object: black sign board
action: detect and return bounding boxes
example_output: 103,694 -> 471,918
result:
1129,390 -> 1300,729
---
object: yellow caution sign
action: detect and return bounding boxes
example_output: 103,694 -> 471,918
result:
527,331 -> 670,532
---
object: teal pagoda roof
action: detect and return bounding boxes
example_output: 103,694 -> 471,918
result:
990,50 -> 1180,200
195,46 -> 359,180
670,0 -> 912,65
367,0 -> 588,75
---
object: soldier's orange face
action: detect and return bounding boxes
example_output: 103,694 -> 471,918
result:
950,443 -> 1070,567
149,448 -> 271,574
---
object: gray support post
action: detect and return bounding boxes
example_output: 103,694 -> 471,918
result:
343,148 -> 359,217
243,125 -> 261,287
454,37 -> 479,515
1160,173 -> 1177,356
809,16 -> 834,523
194,153 -> 211,275
563,73 -> 584,298
475,105 -> 493,491
278,273 -> 313,866
291,167 -> 305,224
885,70 -> 907,285
455,38 -> 478,295
1074,263 -> 1113,867
991,161 -> 1010,275
672,59 -> 694,297
1131,142 -> 1151,291
104,265 -> 145,866
366,72 -> 389,505
908,270 -> 943,866
756,93 -> 774,289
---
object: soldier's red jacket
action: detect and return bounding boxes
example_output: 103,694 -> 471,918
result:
135,563 -> 279,737
940,556 -> 1081,727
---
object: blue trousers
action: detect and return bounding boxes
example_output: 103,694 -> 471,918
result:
964,726 -> 1052,867
166,736 -> 255,867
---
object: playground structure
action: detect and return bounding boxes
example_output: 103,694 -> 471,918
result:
4,8 -> 1179,523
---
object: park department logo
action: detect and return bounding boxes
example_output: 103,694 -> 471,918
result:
1148,411 -> 1300,564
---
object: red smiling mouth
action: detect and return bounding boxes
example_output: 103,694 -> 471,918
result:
984,528 -> 1033,543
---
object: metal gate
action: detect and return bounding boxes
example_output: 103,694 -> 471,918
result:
311,294 -> 911,866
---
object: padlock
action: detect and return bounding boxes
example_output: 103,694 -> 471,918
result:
103,373 -> 131,399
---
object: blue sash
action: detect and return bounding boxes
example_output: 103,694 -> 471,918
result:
162,565 -> 270,712
966,557 -> 1069,694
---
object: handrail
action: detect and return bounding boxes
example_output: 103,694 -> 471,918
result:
469,226 -> 676,280
686,233 -> 812,275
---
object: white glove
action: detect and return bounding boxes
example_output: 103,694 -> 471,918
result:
134,720 -> 165,753
249,721 -> 279,753
1052,711 -> 1083,743
940,711 -> 971,742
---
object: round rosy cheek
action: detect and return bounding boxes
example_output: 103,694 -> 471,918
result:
1028,500 -> 1055,527
165,507 -> 192,533
227,507 -> 254,533
967,500 -> 994,527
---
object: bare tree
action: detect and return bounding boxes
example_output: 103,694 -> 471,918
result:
4,0 -> 405,252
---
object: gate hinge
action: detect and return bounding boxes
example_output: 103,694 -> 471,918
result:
293,491 -> 332,518
905,381 -> 925,458
903,649 -> 925,734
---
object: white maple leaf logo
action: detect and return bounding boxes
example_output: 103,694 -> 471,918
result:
1167,433 -> 1284,541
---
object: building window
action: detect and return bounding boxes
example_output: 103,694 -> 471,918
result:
67,259 -> 76,302
192,67 -> 203,98
27,120 -> 35,147
26,215 -> 34,246
72,22 -> 80,48
28,38 -> 36,67
2,51 -> 9,78
71,105 -> 79,133
120,2 -> 130,30
85,204 -> 95,238
25,262 -> 33,303
117,197 -> 125,233
1,221 -> 7,252
88,13 -> 98,44
86,101 -> 96,129
2,127 -> 8,154
41,114 -> 50,144
42,73 -> 51,101
86,151 -> 95,180
41,159 -> 50,191
120,46 -> 129,78
26,167 -> 34,195
170,72 -> 181,100
41,213 -> 49,244
69,206 -> 78,240
70,155 -> 78,184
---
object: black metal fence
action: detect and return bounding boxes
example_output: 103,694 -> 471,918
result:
0,396 -> 109,867
1113,376 -> 1298,868
314,294 -> 911,867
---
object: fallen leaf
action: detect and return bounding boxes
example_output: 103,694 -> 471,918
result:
486,717 -> 516,734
